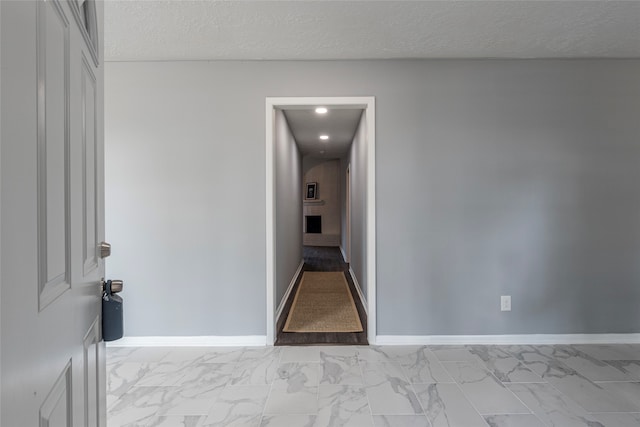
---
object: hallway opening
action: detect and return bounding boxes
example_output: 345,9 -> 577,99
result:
265,97 -> 376,345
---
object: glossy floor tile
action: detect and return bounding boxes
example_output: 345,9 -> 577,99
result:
483,414 -> 546,427
107,343 -> 640,426
506,382 -> 605,427
372,415 -> 430,427
316,385 -> 371,426
592,413 -> 640,427
467,346 -> 543,383
397,346 -> 454,384
361,360 -> 422,415
414,383 -> 488,427
440,361 -> 529,414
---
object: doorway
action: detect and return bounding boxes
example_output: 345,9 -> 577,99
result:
265,97 -> 376,345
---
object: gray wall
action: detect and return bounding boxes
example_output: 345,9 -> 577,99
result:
303,159 -> 340,246
105,62 -> 267,336
275,109 -> 302,307
341,113 -> 368,301
106,60 -> 640,337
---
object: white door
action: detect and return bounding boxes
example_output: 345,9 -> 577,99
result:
1,1 -> 107,426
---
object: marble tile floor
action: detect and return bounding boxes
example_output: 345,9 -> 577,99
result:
107,344 -> 640,427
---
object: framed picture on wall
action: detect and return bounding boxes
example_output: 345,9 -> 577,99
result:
306,182 -> 317,200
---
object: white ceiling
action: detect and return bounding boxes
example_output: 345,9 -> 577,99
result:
105,1 -> 640,160
284,109 -> 363,160
104,1 -> 640,61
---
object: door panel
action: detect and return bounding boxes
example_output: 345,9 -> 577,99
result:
81,54 -> 99,276
40,361 -> 72,427
38,0 -> 71,311
83,317 -> 101,427
1,1 -> 105,426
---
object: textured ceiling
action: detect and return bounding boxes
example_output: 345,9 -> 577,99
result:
284,109 -> 363,160
104,1 -> 640,61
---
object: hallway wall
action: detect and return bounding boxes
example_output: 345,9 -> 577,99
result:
106,59 -> 640,337
274,109 -> 303,307
303,159 -> 340,247
341,113 -> 367,301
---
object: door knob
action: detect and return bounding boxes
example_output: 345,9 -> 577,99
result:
99,241 -> 111,258
101,279 -> 123,294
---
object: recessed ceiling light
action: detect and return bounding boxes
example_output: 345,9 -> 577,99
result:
319,135 -> 329,140
315,107 -> 328,114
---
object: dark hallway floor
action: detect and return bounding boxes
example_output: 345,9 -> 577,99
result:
275,246 -> 368,345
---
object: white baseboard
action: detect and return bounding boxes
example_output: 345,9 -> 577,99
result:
275,259 -> 304,325
339,245 -> 347,262
106,335 -> 267,347
375,334 -> 640,346
348,267 -> 367,314
104,333 -> 640,348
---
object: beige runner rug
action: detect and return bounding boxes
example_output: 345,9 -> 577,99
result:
284,271 -> 363,333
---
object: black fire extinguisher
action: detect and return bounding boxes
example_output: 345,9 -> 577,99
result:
102,279 -> 124,341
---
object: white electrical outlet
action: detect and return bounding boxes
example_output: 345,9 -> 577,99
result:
501,295 -> 511,311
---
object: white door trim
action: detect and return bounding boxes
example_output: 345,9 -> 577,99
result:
265,96 -> 376,345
